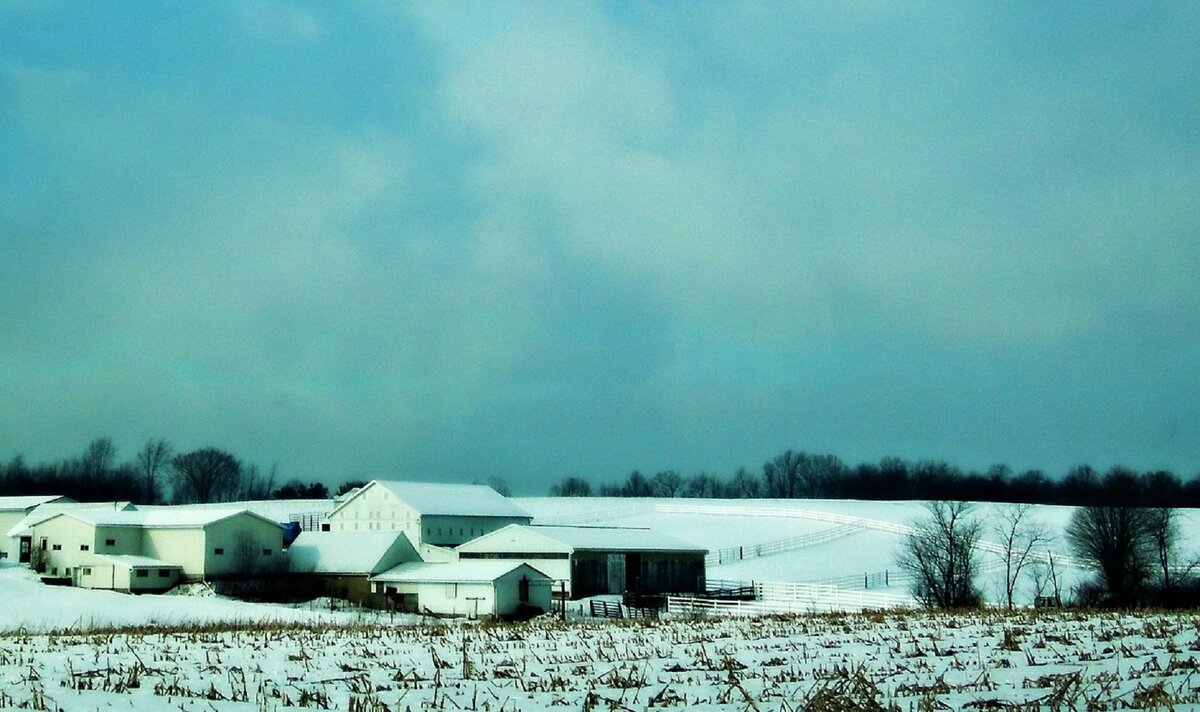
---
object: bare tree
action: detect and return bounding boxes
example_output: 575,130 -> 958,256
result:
1065,505 -> 1155,605
992,503 -> 1050,609
651,471 -> 683,498
134,438 -> 172,504
730,467 -> 761,498
898,501 -> 983,608
80,437 -> 117,479
171,447 -> 242,503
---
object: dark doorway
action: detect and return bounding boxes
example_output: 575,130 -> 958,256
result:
625,553 -> 642,593
18,537 -> 30,564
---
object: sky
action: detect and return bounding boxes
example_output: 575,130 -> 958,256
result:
2,2 -> 1198,494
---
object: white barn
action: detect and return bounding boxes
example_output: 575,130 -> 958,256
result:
370,561 -> 552,619
323,481 -> 532,547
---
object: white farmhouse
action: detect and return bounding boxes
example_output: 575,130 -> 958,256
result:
323,481 -> 532,547
0,495 -> 74,563
21,508 -> 284,587
370,561 -> 552,618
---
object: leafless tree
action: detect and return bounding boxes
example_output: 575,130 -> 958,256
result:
1065,505 -> 1155,605
730,467 -> 761,498
79,437 -> 117,479
134,438 -> 172,504
992,503 -> 1050,609
170,447 -> 242,503
898,501 -> 982,608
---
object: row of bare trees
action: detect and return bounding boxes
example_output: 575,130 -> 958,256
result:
900,500 -> 1197,610
0,438 -> 327,504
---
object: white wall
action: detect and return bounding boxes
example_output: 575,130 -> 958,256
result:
326,483 -> 422,545
0,511 -> 26,561
204,515 -> 284,578
142,528 -> 207,579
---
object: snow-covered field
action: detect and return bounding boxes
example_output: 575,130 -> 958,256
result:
3,610 -> 1200,710
3,498 -> 1200,710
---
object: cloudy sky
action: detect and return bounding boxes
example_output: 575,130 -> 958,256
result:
2,2 -> 1198,493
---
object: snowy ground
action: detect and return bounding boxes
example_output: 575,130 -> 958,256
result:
3,610 -> 1200,710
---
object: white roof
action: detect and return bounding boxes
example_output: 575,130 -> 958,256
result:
53,508 -> 283,530
287,532 -> 413,575
5,501 -> 137,538
371,560 -> 548,584
0,495 -> 71,512
529,525 -> 707,553
364,481 -> 531,518
93,555 -> 181,569
137,499 -> 338,523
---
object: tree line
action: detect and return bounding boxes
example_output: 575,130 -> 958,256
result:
550,449 -> 1200,508
0,438 -> 344,505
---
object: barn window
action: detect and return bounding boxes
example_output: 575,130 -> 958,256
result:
321,523 -> 330,532
136,570 -> 149,578
214,548 -> 225,555
105,539 -> 115,546
0,552 -> 7,560
52,544 -> 61,551
262,548 -> 272,556
519,576 -> 530,603
445,583 -> 457,599
80,544 -> 90,551
82,567 -> 92,575
158,569 -> 170,577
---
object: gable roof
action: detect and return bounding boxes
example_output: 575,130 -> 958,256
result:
0,495 -> 73,512
371,560 -> 549,584
5,501 -> 137,538
43,508 -> 284,530
287,531 -> 416,575
337,481 -> 532,519
530,525 -> 707,553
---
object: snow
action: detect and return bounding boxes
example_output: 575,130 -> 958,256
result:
367,480 -> 533,518
530,524 -> 707,552
287,531 -> 408,574
139,498 -> 338,522
0,494 -> 70,511
373,560 -> 545,583
94,554 -> 180,568
55,507 -> 283,529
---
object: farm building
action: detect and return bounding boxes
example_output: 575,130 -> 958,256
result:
16,508 -> 285,585
455,524 -> 707,598
286,531 -> 419,606
0,495 -> 75,562
323,481 -> 532,547
78,555 -> 183,592
370,561 -> 552,618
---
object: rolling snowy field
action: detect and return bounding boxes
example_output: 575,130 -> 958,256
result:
2,498 -> 1199,710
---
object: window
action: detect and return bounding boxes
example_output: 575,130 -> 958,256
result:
158,569 -> 170,577
105,539 -> 115,547
262,548 -> 272,556
214,548 -> 224,555
80,544 -> 90,551
459,528 -> 463,537
519,576 -> 530,603
321,523 -> 330,532
52,544 -> 61,551
51,567 -> 57,575
445,583 -> 457,599
0,552 -> 7,560
136,570 -> 149,578
82,567 -> 92,575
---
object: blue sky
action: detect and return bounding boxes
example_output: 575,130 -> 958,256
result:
2,1 -> 1198,493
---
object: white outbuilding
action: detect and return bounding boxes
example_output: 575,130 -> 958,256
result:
0,495 -> 75,563
370,561 -> 552,619
287,531 -> 419,606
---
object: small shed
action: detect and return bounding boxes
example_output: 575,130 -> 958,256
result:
456,524 -> 707,598
287,531 -> 419,606
79,555 -> 182,592
370,561 -> 551,619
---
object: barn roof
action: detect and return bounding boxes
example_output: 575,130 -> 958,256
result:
5,501 -> 136,538
371,560 -> 548,584
46,508 -> 284,530
287,531 -> 415,575
529,525 -> 708,553
0,495 -> 72,512
137,499 -> 338,523
356,481 -> 532,519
